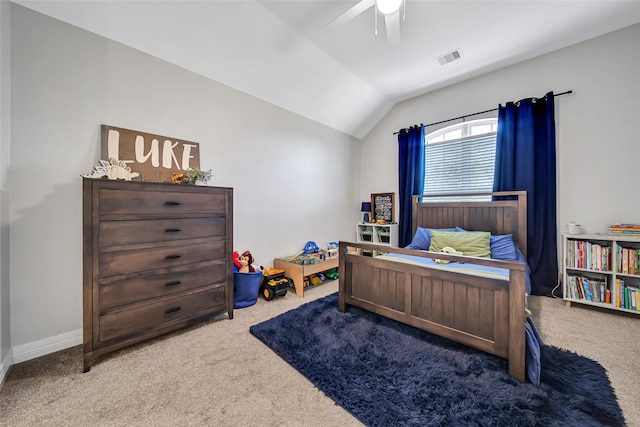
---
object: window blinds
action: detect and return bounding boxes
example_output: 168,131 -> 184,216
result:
423,134 -> 496,201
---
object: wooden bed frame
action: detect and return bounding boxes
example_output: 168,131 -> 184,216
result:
338,191 -> 528,382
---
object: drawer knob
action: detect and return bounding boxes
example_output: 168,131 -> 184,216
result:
165,228 -> 182,233
164,201 -> 182,206
165,306 -> 181,314
165,280 -> 182,287
165,254 -> 182,260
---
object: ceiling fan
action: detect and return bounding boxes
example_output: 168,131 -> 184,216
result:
323,0 -> 406,46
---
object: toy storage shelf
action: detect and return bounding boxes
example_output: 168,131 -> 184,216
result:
273,257 -> 339,298
356,222 -> 398,257
562,233 -> 640,315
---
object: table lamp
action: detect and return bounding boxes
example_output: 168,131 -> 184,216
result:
361,202 -> 372,223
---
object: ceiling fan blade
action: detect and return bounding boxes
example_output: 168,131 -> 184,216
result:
323,0 -> 376,32
384,10 -> 400,46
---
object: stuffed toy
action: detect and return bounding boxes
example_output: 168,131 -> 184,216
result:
238,250 -> 256,273
233,251 -> 242,271
434,246 -> 464,264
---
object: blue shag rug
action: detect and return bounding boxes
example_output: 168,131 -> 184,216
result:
250,293 -> 625,427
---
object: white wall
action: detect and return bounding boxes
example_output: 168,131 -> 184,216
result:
360,24 -> 640,239
0,0 -> 12,381
7,4 -> 359,360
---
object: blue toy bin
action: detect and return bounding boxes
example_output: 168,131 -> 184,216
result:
233,271 -> 262,308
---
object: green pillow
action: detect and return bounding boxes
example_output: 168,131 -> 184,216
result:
429,230 -> 491,258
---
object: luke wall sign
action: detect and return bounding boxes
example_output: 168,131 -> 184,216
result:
101,125 -> 200,182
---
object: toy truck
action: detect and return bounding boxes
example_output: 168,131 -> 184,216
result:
259,268 -> 291,301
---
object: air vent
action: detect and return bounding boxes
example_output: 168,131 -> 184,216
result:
437,49 -> 462,66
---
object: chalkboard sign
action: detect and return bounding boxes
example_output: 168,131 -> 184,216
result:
371,193 -> 395,222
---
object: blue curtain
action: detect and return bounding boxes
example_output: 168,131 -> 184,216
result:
493,92 -> 558,296
398,125 -> 425,247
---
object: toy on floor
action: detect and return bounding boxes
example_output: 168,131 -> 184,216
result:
259,267 -> 291,301
308,274 -> 323,286
325,268 -> 339,280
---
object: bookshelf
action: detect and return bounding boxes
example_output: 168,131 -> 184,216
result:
563,233 -> 640,314
356,222 -> 398,257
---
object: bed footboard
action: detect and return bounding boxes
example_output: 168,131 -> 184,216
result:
338,241 -> 526,383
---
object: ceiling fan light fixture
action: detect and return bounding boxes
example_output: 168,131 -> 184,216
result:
376,0 -> 402,15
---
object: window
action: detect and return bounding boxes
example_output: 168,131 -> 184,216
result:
423,118 -> 497,202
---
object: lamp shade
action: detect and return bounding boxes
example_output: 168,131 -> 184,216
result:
361,202 -> 372,213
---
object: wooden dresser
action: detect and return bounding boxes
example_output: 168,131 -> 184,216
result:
82,178 -> 233,372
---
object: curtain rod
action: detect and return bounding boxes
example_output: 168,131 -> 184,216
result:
394,90 -> 573,135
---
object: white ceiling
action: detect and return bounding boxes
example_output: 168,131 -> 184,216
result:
13,0 -> 640,138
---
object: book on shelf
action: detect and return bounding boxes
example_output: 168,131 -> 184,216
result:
608,223 -> 640,238
569,276 -> 583,300
583,278 -> 593,302
616,279 -> 622,308
624,286 -> 629,310
618,282 -> 640,311
622,285 -> 639,311
617,245 -> 640,275
567,275 -> 609,305
568,276 -> 576,299
566,239 -> 611,272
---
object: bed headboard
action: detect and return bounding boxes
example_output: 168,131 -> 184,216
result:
412,191 -> 527,256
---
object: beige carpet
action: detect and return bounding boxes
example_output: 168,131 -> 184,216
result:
1,281 -> 638,427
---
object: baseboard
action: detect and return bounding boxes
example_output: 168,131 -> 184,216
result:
12,329 -> 82,364
0,349 -> 14,389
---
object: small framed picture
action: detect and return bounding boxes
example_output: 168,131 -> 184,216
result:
371,192 -> 395,223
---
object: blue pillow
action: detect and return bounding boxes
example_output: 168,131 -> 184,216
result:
405,227 -> 461,250
490,234 -> 518,261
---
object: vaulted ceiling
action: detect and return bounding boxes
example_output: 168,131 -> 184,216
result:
14,1 -> 640,138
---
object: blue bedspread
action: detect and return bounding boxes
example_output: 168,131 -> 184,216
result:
377,252 -> 510,281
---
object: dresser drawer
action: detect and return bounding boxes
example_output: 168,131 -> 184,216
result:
98,188 -> 228,216
99,217 -> 226,247
98,285 -> 227,343
99,264 -> 226,310
99,238 -> 225,278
